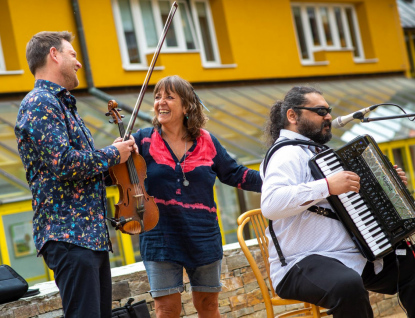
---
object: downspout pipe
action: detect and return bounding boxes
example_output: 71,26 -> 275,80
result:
71,0 -> 153,123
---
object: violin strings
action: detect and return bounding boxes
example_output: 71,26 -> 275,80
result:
119,122 -> 144,207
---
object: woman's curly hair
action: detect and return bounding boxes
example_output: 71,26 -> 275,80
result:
153,75 -> 208,140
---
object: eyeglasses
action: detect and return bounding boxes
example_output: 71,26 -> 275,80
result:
293,106 -> 332,116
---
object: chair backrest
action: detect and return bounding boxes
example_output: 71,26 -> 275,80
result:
237,208 -> 280,317
237,209 -> 324,318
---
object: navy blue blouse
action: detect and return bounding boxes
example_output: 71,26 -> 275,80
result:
133,127 -> 262,267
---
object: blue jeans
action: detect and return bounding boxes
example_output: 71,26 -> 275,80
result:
143,260 -> 222,298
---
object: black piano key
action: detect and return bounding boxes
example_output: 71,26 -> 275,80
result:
351,198 -> 362,205
329,163 -> 343,171
370,230 -> 382,238
357,209 -> 370,216
354,203 -> 365,211
347,192 -> 357,198
364,219 -> 375,226
323,154 -> 336,161
368,225 -> 379,233
362,214 -> 372,221
378,242 -> 390,249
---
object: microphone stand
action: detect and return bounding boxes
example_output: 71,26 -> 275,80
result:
361,113 -> 415,123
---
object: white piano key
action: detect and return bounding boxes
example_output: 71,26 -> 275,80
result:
365,231 -> 385,244
317,157 -> 338,168
369,238 -> 392,255
372,243 -> 392,256
338,191 -> 355,199
324,167 -> 344,176
360,222 -> 379,236
316,153 -> 336,164
339,193 -> 360,204
346,204 -> 368,214
355,216 -> 374,228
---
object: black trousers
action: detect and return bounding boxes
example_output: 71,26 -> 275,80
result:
41,241 -> 112,318
276,241 -> 415,318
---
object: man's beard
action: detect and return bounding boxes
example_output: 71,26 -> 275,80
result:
297,116 -> 332,144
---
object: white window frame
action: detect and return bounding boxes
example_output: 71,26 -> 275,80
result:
0,36 -> 6,72
190,0 -> 221,66
112,0 -> 221,70
291,2 -> 365,65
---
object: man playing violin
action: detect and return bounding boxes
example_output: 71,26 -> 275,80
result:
14,31 -> 137,318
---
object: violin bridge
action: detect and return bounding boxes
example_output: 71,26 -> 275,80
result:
133,194 -> 144,198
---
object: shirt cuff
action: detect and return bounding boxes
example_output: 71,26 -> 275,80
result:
102,144 -> 121,166
312,178 -> 330,199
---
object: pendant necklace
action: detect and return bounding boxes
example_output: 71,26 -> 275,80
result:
181,140 -> 189,186
163,131 -> 189,186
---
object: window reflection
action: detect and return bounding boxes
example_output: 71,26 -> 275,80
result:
307,7 -> 321,46
140,0 -> 158,47
159,0 -> 178,47
118,0 -> 141,63
320,7 -> 333,46
334,7 -> 347,48
196,2 -> 215,62
293,6 -> 309,60
179,2 -> 196,50
345,8 -> 360,57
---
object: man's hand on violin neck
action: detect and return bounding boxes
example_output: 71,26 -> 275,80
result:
113,137 -> 138,163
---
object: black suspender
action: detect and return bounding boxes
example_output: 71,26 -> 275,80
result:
263,138 -> 337,267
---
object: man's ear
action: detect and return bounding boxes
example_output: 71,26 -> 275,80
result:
49,47 -> 59,63
286,108 -> 298,125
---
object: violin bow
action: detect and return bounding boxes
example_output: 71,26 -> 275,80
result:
123,1 -> 179,141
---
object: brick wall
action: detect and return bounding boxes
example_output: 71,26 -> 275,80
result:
0,240 -> 404,317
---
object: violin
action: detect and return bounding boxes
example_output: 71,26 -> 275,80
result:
106,100 -> 159,234
105,1 -> 178,234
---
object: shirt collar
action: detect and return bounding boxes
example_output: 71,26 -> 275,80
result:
34,79 -> 77,108
279,129 -> 309,141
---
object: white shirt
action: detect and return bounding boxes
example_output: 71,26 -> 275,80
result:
260,129 -> 370,290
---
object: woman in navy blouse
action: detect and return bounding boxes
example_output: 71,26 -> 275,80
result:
132,75 -> 262,318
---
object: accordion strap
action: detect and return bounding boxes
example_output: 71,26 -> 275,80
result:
264,138 -> 336,267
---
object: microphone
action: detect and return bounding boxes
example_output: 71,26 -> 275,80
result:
331,105 -> 379,129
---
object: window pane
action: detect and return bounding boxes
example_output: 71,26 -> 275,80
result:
119,0 -> 141,63
307,7 -> 321,46
345,8 -> 361,57
106,197 -> 125,267
293,6 -> 309,60
159,0 -> 178,47
196,2 -> 215,62
179,2 -> 196,49
334,7 -> 347,47
214,181 -> 240,244
320,7 -> 333,46
140,0 -> 158,47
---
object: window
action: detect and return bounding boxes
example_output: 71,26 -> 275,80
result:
291,3 -> 364,64
112,0 -> 220,69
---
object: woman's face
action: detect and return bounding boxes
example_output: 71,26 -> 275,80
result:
154,88 -> 186,128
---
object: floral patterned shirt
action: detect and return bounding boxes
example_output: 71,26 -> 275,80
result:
15,80 -> 120,254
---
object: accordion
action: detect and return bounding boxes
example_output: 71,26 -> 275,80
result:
309,134 -> 415,261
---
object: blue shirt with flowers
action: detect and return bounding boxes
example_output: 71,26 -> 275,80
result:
15,80 -> 120,254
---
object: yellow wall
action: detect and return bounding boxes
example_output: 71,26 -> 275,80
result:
0,0 -> 409,93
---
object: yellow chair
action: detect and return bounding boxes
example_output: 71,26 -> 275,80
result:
237,208 -> 328,318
